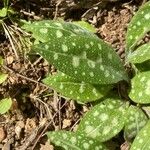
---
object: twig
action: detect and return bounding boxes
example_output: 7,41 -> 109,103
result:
31,100 -> 68,150
20,10 -> 41,20
32,96 -> 56,127
70,118 -> 81,131
2,23 -> 19,59
18,118 -> 47,150
54,0 -> 64,19
58,99 -> 62,129
3,65 -> 49,88
33,56 -> 43,66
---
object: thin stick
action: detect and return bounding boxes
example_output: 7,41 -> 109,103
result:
3,65 -> 49,88
2,23 -> 19,59
31,100 -> 68,150
18,118 -> 47,150
33,96 -> 56,127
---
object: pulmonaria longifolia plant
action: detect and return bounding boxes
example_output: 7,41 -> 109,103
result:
23,1 -> 150,150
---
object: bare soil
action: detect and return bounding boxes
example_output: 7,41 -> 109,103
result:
0,0 -> 147,150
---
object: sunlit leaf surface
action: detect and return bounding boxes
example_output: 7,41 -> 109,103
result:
130,121 -> 150,150
129,71 -> 150,103
126,1 -> 150,50
0,98 -> 12,114
77,98 -> 128,142
124,105 -> 148,141
47,131 -> 108,150
43,72 -> 111,102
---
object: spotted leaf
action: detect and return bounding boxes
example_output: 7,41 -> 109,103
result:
77,98 -> 128,142
127,43 -> 150,64
126,1 -> 150,50
73,21 -> 96,33
23,20 -> 98,43
129,71 -> 150,103
43,72 -> 111,103
135,60 -> 150,72
0,73 -> 8,84
124,105 -> 148,141
0,98 -> 12,114
33,35 -> 128,84
130,121 -> 150,150
47,131 -> 108,150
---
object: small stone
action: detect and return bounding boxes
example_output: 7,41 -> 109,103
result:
62,119 -> 71,129
6,56 -> 14,65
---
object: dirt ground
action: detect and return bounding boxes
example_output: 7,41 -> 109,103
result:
0,0 -> 147,150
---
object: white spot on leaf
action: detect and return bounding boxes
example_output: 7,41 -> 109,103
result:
102,126 -> 111,135
90,72 -> 94,77
56,30 -> 63,38
93,111 -> 99,117
144,13 -> 150,20
70,137 -> 77,144
87,60 -> 96,68
54,53 -> 58,60
40,28 -> 48,34
83,143 -> 90,149
99,113 -> 109,121
98,44 -> 102,50
79,84 -> 85,93
85,44 -> 90,49
62,44 -> 68,52
72,56 -> 80,67
45,45 -> 49,49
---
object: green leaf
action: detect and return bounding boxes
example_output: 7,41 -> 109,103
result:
43,72 -> 111,103
127,43 -> 150,64
77,98 -> 128,142
135,60 -> 150,72
33,35 -> 128,84
0,98 -> 12,114
23,20 -> 98,43
47,131 -> 108,150
130,120 -> 150,150
0,56 -> 3,65
7,7 -> 15,15
0,8 -> 7,17
126,1 -> 150,50
0,73 -> 8,84
124,105 -> 148,141
73,21 -> 96,33
129,71 -> 150,104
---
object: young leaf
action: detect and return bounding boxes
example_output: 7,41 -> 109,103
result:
126,1 -> 150,50
127,43 -> 150,64
124,105 -> 148,141
43,72 -> 111,103
73,21 -> 96,33
77,98 -> 128,142
129,71 -> 150,103
0,98 -> 12,114
23,20 -> 98,43
0,8 -> 7,17
33,35 -> 128,84
0,73 -> 8,84
0,56 -> 3,65
130,121 -> 150,150
47,131 -> 108,150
